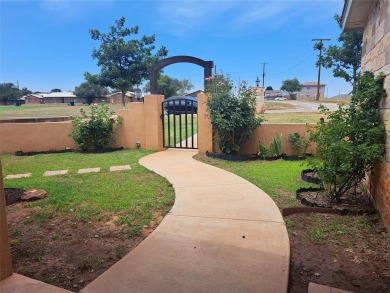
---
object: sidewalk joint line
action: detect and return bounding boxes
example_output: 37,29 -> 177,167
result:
169,213 -> 283,224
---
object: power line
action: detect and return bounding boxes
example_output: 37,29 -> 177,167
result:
268,52 -> 316,77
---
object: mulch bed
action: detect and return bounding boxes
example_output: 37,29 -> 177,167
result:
4,188 -> 25,206
205,151 -> 259,161
295,187 -> 376,216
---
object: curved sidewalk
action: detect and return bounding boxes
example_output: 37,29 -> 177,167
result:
81,149 -> 290,293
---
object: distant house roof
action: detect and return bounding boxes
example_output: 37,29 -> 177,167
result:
21,94 -> 43,100
302,82 -> 326,86
41,92 -> 76,98
107,91 -> 135,97
186,90 -> 203,97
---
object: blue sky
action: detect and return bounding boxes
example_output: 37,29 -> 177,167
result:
1,0 -> 351,97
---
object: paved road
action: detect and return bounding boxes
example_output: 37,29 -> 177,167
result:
267,100 -> 339,113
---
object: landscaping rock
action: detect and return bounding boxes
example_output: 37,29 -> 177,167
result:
21,189 -> 48,201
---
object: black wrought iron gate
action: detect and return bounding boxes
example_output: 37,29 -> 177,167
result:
162,98 -> 198,149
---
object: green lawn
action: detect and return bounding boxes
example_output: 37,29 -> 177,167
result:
262,112 -> 324,123
194,154 -> 315,207
163,114 -> 198,147
0,104 -> 123,119
1,150 -> 175,235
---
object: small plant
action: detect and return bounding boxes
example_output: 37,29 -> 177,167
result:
69,103 -> 122,151
258,133 -> 283,158
269,133 -> 282,156
206,73 -> 264,155
287,132 -> 311,156
258,143 -> 269,159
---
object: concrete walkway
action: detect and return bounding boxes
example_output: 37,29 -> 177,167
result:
81,149 -> 290,293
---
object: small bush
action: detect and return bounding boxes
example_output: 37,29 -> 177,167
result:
69,103 -> 122,151
287,132 -> 310,156
206,74 -> 263,155
308,71 -> 386,203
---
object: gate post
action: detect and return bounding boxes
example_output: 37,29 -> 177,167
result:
144,95 -> 164,151
0,161 -> 13,280
197,93 -> 213,154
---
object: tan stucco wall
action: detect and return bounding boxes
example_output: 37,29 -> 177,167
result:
0,161 -> 13,280
0,95 -> 164,154
361,0 -> 390,230
0,122 -> 76,153
197,93 -> 213,154
239,123 -> 315,155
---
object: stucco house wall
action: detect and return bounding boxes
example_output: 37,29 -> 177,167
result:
297,82 -> 326,99
343,0 -> 390,230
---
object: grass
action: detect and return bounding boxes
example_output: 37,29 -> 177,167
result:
0,104 -> 123,119
262,112 -> 324,123
194,154 -> 387,246
163,114 -> 198,147
264,101 -> 296,110
1,149 -> 175,231
194,155 -> 315,206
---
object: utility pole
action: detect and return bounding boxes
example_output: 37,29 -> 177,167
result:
259,62 -> 268,88
312,38 -> 330,100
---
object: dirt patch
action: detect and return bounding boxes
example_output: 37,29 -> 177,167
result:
6,201 -> 162,292
287,213 -> 390,293
5,191 -> 390,292
4,188 -> 25,206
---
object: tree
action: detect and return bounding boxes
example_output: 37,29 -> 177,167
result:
280,78 -> 302,98
85,17 -> 168,108
74,81 -> 109,105
51,88 -> 62,92
143,73 -> 193,98
266,86 -> 273,91
0,83 -> 32,102
322,14 -> 362,88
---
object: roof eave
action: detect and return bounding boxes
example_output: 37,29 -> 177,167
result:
341,0 -> 372,32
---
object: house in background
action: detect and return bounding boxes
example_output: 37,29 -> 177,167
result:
105,92 -> 138,104
342,0 -> 390,230
297,82 -> 326,99
24,92 -> 77,104
23,94 -> 44,105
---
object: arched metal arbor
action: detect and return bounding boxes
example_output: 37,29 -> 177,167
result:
148,55 -> 214,94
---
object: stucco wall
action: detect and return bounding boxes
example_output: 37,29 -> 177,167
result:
0,95 -> 164,154
361,0 -> 390,230
239,124 -> 315,155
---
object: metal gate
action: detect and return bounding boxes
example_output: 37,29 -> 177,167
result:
162,97 -> 198,149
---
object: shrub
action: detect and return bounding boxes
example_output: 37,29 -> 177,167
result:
206,74 -> 263,155
287,132 -> 310,156
69,103 -> 122,151
308,72 -> 386,203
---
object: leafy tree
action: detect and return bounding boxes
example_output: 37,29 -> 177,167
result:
74,81 -> 109,105
51,88 -> 62,92
322,14 -> 362,88
85,17 -> 168,108
143,73 -> 193,97
265,86 -> 273,91
206,74 -> 263,155
308,72 -> 386,203
280,78 -> 302,98
69,103 -> 122,151
0,83 -> 32,102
